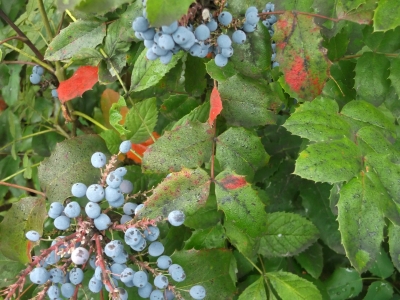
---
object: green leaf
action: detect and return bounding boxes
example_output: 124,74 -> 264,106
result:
38,135 -> 110,202
184,196 -> 222,230
160,95 -> 200,121
75,0 -> 131,15
373,0 -> 400,31
323,27 -> 349,61
45,21 -> 106,61
366,153 -> 400,205
172,101 -> 210,129
215,170 -> 268,238
294,138 -> 361,183
3,64 -> 22,106
389,56 -> 400,97
146,0 -> 194,27
125,98 -> 158,143
238,276 -> 267,300
142,121 -> 213,173
99,130 -> 121,154
295,242 -> 323,279
230,20 -> 271,79
109,96 -> 130,136
267,271 -> 322,300
274,12 -> 330,100
130,48 -> 184,92
354,52 -> 390,106
324,267 -> 362,300
336,0 -> 376,24
184,223 -> 226,250
70,48 -> 103,66
341,100 -> 396,135
362,26 -> 400,53
227,0 -> 273,15
98,53 -> 127,84
185,55 -> 207,96
301,182 -> 345,254
388,223 -> 400,271
216,127 -> 270,181
259,212 -> 319,257
0,251 -> 25,288
218,74 -> 278,127
205,60 -> 236,82
136,168 -> 210,220
357,126 -> 399,156
171,249 -> 236,299
283,97 -> 351,142
364,281 -> 393,300
223,218 -> 260,257
337,176 -> 385,272
0,197 -> 46,263
369,248 -> 394,279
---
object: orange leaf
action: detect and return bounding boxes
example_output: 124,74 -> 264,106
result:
58,66 -> 99,103
208,86 -> 223,126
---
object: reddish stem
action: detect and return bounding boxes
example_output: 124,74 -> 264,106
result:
0,181 -> 46,197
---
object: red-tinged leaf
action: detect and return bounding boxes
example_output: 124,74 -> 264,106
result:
219,174 -> 247,190
274,12 -> 330,101
208,86 -> 223,126
58,66 -> 99,103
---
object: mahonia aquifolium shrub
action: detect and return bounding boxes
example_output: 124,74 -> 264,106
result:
133,1 -> 278,68
7,140 -> 205,300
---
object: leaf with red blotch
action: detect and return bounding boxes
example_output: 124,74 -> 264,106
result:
58,66 -> 99,103
208,86 -> 223,126
215,170 -> 268,238
274,12 -> 330,101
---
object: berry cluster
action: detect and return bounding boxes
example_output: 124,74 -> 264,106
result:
29,65 -> 44,85
132,1 -> 278,68
8,140 -> 206,300
260,2 -> 279,68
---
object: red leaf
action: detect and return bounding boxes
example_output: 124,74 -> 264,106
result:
58,66 -> 99,103
208,86 -> 223,126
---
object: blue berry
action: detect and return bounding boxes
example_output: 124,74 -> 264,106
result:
30,73 -> 41,85
232,30 -> 246,44
206,18 -> 218,31
119,140 -> 132,153
162,21 -> 179,34
148,241 -> 164,257
94,214 -> 111,230
33,65 -> 44,75
190,285 -> 206,299
160,51 -> 173,65
194,24 -> 210,41
215,54 -> 228,67
123,202 -> 138,215
54,216 -> 70,230
168,210 -> 185,226
30,267 -> 49,284
157,255 -> 172,269
61,283 -> 75,298
217,34 -> 232,48
91,152 -> 107,168
64,201 -> 81,218
48,202 -> 64,219
51,89 -> 58,98
132,17 -> 149,32
218,11 -> 233,26
25,230 -> 40,242
85,201 -> 101,219
86,184 -> 104,202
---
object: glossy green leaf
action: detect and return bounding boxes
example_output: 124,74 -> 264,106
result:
75,0 -> 131,15
125,97 -> 158,143
283,98 -> 351,142
373,0 -> 400,31
0,197 -> 46,263
136,168 -> 210,220
301,181 -> 344,254
185,55 -> 207,96
45,21 -> 106,61
354,52 -> 390,106
337,176 -> 385,272
184,196 -> 221,230
172,101 -> 210,129
70,48 -> 103,66
324,267 -> 362,300
238,276 -> 267,300
267,271 -> 322,300
205,60 -> 236,82
259,212 -> 319,257
369,248 -> 394,279
224,218 -> 260,258
274,11 -> 330,100
389,56 -> 400,97
336,0 -> 375,24
230,20 -> 271,79
130,48 -> 184,92
295,242 -> 323,279
364,281 -> 393,300
357,126 -> 399,156
324,27 -> 349,61
215,170 -> 268,238
99,130 -> 121,154
38,135 -> 110,202
362,26 -> 400,53
184,223 -> 226,250
388,223 -> 400,272
216,127 -> 270,181
146,0 -> 194,27
142,121 -> 213,173
218,74 -> 278,127
109,96 -> 130,136
171,249 -> 236,299
294,138 -> 361,183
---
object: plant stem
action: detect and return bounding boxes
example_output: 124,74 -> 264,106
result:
65,9 -> 77,22
72,111 -> 108,131
2,60 -> 40,66
99,48 -> 128,95
1,162 -> 41,182
37,0 -> 54,40
2,42 -> 55,73
0,180 -> 45,197
0,36 -> 28,45
0,8 -> 44,60
129,149 -> 143,160
0,129 -> 56,152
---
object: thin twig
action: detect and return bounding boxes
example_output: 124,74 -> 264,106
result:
0,181 -> 45,197
0,36 -> 28,45
0,9 -> 44,60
